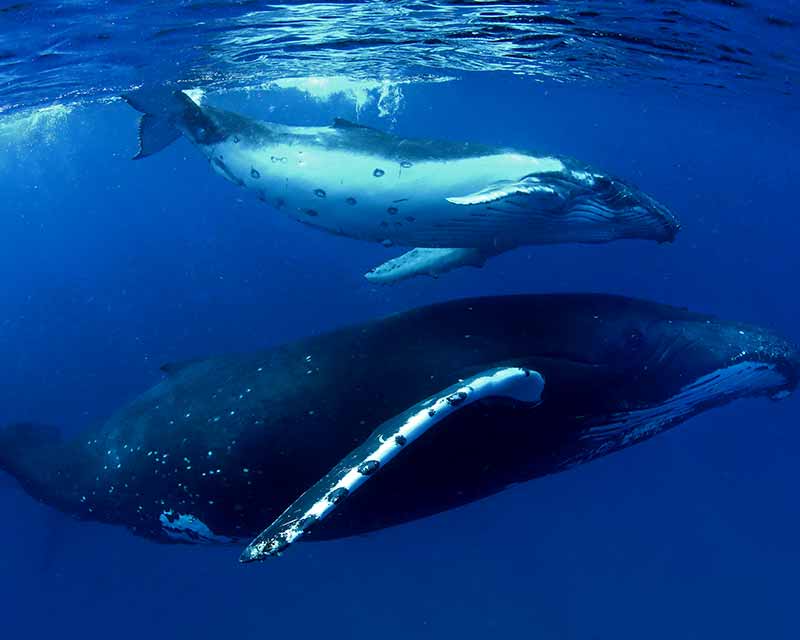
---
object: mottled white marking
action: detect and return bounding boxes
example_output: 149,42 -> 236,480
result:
581,361 -> 787,451
181,88 -> 206,105
159,510 -> 234,544
241,367 -> 544,562
569,169 -> 598,185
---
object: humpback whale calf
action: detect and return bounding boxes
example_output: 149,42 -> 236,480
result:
123,88 -> 680,282
0,294 -> 796,562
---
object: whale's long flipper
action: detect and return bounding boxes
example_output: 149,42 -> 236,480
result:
239,367 -> 544,562
364,247 -> 498,284
446,177 -> 564,207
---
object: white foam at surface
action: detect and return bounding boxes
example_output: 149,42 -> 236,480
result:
0,104 -> 73,145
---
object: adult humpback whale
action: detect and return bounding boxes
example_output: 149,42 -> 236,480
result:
123,89 -> 680,282
0,295 -> 796,562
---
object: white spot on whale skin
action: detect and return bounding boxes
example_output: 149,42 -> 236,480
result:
159,510 -> 234,544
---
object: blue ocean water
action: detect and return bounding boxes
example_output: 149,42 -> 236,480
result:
1,1 -> 799,638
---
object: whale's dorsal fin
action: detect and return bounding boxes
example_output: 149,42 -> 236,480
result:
332,118 -> 384,133
446,177 -> 563,206
239,367 -> 544,562
160,359 -> 200,376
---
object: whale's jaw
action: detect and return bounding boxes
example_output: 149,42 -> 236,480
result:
565,175 -> 680,244
568,317 -> 799,467
577,360 -> 791,463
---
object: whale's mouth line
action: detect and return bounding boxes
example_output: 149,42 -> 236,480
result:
569,202 -> 677,242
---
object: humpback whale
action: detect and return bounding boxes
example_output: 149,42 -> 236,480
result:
123,88 -> 680,282
0,294 -> 796,562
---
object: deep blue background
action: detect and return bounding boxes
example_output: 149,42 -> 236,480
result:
1,75 -> 798,638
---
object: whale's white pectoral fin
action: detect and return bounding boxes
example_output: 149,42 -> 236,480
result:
239,367 -> 544,563
446,178 -> 562,206
364,247 -> 496,284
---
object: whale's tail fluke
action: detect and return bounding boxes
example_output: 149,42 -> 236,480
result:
0,422 -> 61,492
122,86 -> 205,159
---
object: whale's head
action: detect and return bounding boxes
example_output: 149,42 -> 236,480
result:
631,313 -> 797,402
562,172 -> 681,244
556,296 -> 799,452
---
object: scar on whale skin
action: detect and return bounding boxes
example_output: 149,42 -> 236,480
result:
358,460 -> 380,475
213,157 -> 245,186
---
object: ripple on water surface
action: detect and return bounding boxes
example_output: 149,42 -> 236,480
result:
0,1 -> 797,114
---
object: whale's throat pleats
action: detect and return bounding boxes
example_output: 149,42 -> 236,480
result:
574,361 -> 788,463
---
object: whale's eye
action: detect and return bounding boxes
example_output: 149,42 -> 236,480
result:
594,176 -> 612,189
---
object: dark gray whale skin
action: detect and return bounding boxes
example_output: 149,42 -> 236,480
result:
1,294 -> 797,545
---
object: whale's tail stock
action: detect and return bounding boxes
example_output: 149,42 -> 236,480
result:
0,422 -> 61,493
121,86 -> 206,160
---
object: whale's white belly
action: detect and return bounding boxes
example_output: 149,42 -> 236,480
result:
206,139 -> 564,248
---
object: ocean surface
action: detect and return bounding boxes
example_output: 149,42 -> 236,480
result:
1,1 -> 799,638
